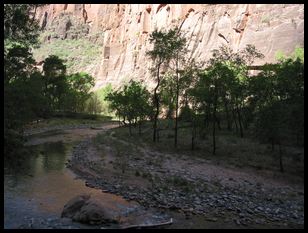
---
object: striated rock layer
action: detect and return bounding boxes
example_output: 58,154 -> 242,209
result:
35,4 -> 304,89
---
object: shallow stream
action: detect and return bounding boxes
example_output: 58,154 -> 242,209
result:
4,128 -> 169,229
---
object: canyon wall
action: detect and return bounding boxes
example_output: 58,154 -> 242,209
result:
35,4 -> 304,89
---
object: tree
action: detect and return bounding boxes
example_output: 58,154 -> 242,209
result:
67,72 -> 95,112
4,4 -> 42,158
4,4 -> 41,48
42,55 -> 68,111
86,93 -> 103,115
160,73 -> 177,121
146,28 -> 184,142
251,47 -> 304,171
255,102 -> 287,172
167,29 -> 187,148
106,80 -> 152,136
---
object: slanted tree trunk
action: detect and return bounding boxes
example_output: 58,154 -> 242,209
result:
153,65 -> 161,142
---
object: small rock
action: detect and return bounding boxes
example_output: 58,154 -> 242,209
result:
206,217 -> 218,222
234,219 -> 241,225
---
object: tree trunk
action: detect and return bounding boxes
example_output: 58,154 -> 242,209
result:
128,121 -> 132,136
212,90 -> 218,155
278,142 -> 284,173
232,108 -> 238,133
153,65 -> 161,142
138,120 -> 141,136
224,100 -> 232,131
212,106 -> 216,155
191,116 -> 196,151
174,59 -> 179,148
236,105 -> 244,138
205,107 -> 210,129
216,116 -> 221,130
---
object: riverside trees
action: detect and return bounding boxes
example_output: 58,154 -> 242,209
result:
146,28 -> 186,143
4,4 -> 98,159
106,80 -> 152,135
143,28 -> 303,172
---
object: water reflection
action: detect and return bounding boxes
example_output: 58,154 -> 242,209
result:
36,141 -> 68,173
5,141 -> 68,176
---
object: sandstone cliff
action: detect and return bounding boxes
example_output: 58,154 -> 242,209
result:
34,4 -> 304,89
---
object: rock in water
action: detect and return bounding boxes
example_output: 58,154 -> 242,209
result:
61,194 -> 90,218
61,194 -> 119,225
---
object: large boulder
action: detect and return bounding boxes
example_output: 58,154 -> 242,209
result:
61,194 -> 119,225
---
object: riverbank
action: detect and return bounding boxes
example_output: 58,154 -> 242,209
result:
67,126 -> 304,229
7,121 -> 303,229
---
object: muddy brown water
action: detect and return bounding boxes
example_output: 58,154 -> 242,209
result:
4,127 -> 169,229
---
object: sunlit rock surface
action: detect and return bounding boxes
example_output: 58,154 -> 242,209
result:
35,4 -> 304,89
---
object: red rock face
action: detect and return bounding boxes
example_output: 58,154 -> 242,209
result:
35,4 -> 304,89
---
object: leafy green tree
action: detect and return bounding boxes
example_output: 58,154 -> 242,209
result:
252,47 -> 304,149
146,28 -> 184,142
4,4 -> 42,48
67,72 -> 95,112
255,102 -> 287,172
160,73 -> 177,121
42,55 -> 68,111
96,84 -> 114,116
86,93 -> 103,115
106,81 -> 152,135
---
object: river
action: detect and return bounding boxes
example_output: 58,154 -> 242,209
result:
4,127 -> 169,229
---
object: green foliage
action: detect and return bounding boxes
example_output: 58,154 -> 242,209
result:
4,4 -> 42,48
106,80 -> 152,133
146,27 -> 185,65
95,84 -> 114,116
66,72 -> 95,112
160,73 -> 177,118
147,27 -> 188,143
253,48 -> 304,147
86,93 -> 103,115
275,46 -> 304,63
4,4 -> 42,158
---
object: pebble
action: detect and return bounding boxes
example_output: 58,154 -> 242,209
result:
66,134 -> 304,228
